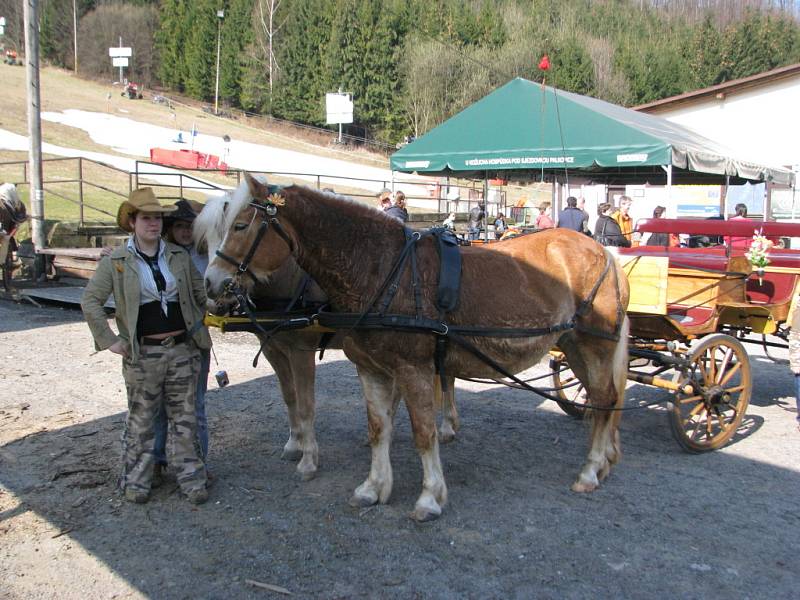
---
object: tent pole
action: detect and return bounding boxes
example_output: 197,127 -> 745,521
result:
483,173 -> 489,243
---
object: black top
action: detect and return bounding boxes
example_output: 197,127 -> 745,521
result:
594,215 -> 631,247
137,301 -> 186,337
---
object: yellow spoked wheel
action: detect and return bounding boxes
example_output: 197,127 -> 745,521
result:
669,334 -> 751,453
549,355 -> 589,419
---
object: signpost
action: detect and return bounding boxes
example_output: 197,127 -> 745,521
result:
325,91 -> 354,144
108,41 -> 132,83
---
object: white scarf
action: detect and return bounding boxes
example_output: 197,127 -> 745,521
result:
127,237 -> 178,315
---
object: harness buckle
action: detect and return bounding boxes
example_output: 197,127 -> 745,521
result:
435,323 -> 449,336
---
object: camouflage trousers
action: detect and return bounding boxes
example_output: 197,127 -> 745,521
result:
120,342 -> 207,495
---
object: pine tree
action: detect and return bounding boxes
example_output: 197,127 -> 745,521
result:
156,0 -> 189,91
183,0 -> 219,100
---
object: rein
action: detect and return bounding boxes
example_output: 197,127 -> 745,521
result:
215,193 -> 628,411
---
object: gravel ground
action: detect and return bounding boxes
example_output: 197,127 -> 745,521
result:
1,297 -> 798,599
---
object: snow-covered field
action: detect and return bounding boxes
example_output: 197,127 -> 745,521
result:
0,109 -> 433,202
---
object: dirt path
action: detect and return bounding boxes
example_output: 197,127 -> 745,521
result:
1,299 -> 798,599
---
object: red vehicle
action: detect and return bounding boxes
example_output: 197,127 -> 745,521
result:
122,82 -> 143,99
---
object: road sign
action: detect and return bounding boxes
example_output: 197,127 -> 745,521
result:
112,57 -> 129,67
325,92 -> 353,125
109,47 -> 132,58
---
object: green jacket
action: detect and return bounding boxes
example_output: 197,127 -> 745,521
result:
81,241 -> 211,362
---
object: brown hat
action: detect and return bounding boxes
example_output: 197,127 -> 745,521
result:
117,188 -> 176,232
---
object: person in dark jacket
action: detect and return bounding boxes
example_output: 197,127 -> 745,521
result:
645,205 -> 671,247
385,190 -> 409,222
594,202 -> 631,247
557,196 -> 585,232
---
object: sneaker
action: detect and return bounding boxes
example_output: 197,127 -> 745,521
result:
124,489 -> 149,504
185,488 -> 208,505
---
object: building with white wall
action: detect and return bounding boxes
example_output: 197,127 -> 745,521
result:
635,63 -> 800,220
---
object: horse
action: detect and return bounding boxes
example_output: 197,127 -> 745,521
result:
194,192 -> 461,481
205,175 -> 630,521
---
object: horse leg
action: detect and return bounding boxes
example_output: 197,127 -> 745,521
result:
397,365 -> 447,522
435,376 -> 459,444
349,368 -> 400,508
561,318 -> 629,492
261,341 -> 319,481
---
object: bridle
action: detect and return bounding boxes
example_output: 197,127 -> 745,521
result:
214,198 -> 295,285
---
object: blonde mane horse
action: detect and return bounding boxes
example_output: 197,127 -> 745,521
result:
205,175 -> 630,521
194,191 -> 460,481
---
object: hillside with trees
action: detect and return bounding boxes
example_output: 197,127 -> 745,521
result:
2,0 -> 799,146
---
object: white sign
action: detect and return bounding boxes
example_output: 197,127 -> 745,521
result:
112,57 -> 129,67
109,47 -> 132,58
0,25 -> 4,36
325,92 -> 353,125
0,17 -> 6,26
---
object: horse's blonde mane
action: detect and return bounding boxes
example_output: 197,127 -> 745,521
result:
193,193 -> 231,252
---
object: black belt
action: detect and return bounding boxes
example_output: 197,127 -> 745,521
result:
139,332 -> 187,347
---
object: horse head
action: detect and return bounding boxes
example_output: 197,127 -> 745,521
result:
205,173 -> 297,303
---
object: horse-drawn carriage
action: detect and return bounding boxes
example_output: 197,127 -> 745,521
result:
551,217 -> 800,452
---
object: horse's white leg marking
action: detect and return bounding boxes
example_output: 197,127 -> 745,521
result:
397,366 -> 447,522
263,341 -> 319,480
572,316 -> 628,493
349,368 -> 398,508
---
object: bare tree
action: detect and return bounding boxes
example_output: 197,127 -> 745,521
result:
254,0 -> 285,97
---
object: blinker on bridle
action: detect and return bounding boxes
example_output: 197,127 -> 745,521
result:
215,194 -> 295,285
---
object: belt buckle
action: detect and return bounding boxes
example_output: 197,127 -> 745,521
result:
160,336 -> 176,348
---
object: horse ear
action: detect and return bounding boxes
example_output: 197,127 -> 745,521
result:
244,172 -> 268,200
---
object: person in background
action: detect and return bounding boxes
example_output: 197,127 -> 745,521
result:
378,188 -> 392,211
577,197 -> 591,235
594,202 -> 630,248
81,188 -> 209,505
468,200 -> 486,240
535,202 -> 554,229
612,196 -> 634,246
557,196 -> 584,232
152,199 -> 211,486
729,202 -> 752,250
0,183 -> 27,271
644,206 -> 678,247
385,190 -> 409,222
493,212 -> 507,240
443,212 -> 456,230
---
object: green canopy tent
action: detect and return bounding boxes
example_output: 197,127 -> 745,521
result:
391,78 -> 795,188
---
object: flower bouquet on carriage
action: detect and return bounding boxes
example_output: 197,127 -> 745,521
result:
745,229 -> 773,285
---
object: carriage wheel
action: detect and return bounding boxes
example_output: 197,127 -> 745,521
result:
669,334 -> 751,453
549,356 -> 589,419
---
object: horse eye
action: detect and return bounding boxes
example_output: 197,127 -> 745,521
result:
234,223 -> 248,232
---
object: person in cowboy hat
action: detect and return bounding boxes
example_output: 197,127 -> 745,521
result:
81,188 -> 210,505
153,197 -> 213,485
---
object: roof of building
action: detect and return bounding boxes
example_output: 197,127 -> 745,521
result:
635,63 -> 800,113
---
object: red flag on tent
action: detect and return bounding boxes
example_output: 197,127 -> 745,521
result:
538,54 -> 550,71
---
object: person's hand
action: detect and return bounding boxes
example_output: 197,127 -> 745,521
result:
108,340 -> 129,358
99,245 -> 113,257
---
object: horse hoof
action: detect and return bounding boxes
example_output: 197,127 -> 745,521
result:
298,469 -> 317,482
410,507 -> 441,522
281,448 -> 303,462
438,429 -> 456,444
571,479 -> 598,493
349,493 -> 378,509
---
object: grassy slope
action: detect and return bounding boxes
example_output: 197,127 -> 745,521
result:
0,64 -> 391,240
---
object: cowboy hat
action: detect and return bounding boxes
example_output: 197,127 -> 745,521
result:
117,188 -> 176,232
164,198 -> 204,226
